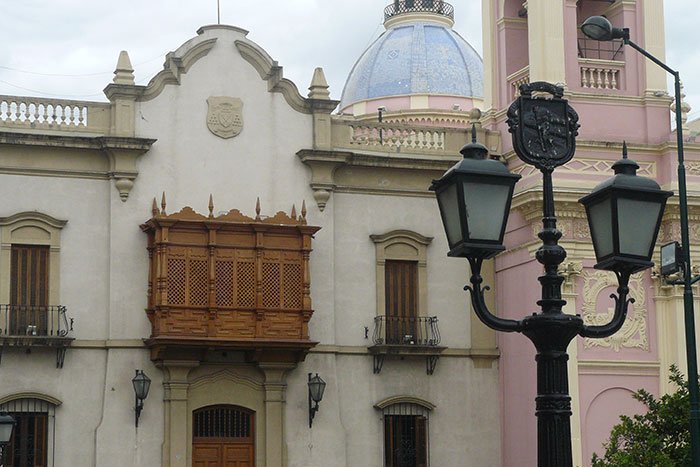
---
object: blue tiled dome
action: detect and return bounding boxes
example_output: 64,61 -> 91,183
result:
339,21 -> 484,111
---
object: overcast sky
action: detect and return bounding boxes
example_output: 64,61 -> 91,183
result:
1,1 -> 698,121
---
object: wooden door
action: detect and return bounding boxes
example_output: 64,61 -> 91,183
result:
10,245 -> 49,336
192,406 -> 254,467
384,260 -> 418,344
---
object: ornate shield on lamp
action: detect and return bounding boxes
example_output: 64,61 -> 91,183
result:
506,82 -> 580,171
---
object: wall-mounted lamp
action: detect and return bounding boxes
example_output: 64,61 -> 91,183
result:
132,369 -> 151,427
308,373 -> 326,428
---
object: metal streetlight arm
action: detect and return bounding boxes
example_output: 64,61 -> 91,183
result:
579,271 -> 634,338
465,257 -> 524,333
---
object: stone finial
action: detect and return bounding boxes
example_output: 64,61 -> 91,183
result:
308,67 -> 330,100
671,81 -> 692,134
291,204 -> 297,219
113,50 -> 135,85
161,192 -> 167,215
152,198 -> 159,217
301,200 -> 307,224
208,194 -> 214,218
255,197 -> 261,221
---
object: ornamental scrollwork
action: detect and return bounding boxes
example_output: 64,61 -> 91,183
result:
581,270 -> 648,352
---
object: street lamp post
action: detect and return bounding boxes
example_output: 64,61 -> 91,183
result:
431,82 -> 671,467
581,16 -> 700,467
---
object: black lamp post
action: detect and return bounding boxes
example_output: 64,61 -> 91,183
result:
0,413 -> 14,465
308,373 -> 326,428
431,82 -> 671,467
132,369 -> 151,428
582,15 -> 700,467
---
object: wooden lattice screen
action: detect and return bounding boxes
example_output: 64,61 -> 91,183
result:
141,199 -> 319,344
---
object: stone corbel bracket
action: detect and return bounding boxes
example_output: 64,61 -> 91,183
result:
297,150 -> 351,211
99,136 -> 157,201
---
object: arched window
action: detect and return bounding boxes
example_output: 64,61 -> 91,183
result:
376,397 -> 435,467
0,394 -> 61,467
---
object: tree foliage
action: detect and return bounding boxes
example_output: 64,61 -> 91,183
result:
591,365 -> 690,467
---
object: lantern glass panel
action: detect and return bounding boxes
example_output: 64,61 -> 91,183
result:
589,198 -> 613,258
133,372 -> 151,400
436,183 -> 462,247
617,198 -> 662,257
462,181 -> 511,241
0,415 -> 13,444
308,375 -> 326,403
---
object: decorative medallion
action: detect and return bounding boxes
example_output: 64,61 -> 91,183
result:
506,82 -> 580,172
581,270 -> 648,352
206,96 -> 243,139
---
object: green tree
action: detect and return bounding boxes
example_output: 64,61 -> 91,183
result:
591,365 -> 690,467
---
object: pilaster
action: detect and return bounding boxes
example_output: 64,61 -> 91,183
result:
526,0 -> 566,84
642,0 -> 667,94
259,363 -> 296,467
160,361 -> 199,467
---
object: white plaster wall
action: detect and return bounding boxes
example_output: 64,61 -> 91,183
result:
0,175 -> 111,340
330,192 -> 471,348
285,354 -> 501,467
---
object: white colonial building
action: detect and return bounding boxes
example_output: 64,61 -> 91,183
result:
0,3 -> 501,466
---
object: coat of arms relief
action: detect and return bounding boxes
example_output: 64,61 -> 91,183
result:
206,96 -> 243,139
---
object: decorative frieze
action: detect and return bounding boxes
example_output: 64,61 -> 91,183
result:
581,270 -> 648,352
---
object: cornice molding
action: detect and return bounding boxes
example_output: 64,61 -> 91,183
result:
297,149 -> 456,210
0,131 -> 156,201
235,41 -> 339,115
374,396 -> 436,411
0,392 -> 62,406
139,38 -> 218,102
0,211 -> 67,229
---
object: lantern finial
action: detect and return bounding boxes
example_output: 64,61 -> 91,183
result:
471,124 -> 477,144
612,142 -> 639,176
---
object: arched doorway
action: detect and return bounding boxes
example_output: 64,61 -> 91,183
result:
192,405 -> 254,467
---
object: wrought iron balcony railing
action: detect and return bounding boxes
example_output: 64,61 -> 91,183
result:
372,315 -> 441,347
384,0 -> 454,22
0,305 -> 72,338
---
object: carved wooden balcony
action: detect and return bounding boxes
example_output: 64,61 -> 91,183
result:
141,195 -> 320,364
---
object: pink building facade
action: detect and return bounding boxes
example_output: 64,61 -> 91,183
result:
481,0 -> 700,465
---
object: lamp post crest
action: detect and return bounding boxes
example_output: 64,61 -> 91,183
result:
506,82 -> 580,171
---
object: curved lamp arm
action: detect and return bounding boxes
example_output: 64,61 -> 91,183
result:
465,258 -> 523,333
579,271 -> 634,338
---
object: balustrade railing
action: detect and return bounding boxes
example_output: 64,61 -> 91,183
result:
384,0 -> 454,21
0,305 -> 72,338
0,95 -> 109,131
372,315 -> 441,346
349,123 -> 445,151
579,59 -> 624,91
507,66 -> 530,101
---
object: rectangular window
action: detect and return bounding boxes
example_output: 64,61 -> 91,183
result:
384,414 -> 428,467
385,260 -> 418,344
10,245 -> 49,336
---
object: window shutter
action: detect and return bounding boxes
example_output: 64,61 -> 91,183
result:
10,245 -> 49,307
416,416 -> 428,467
